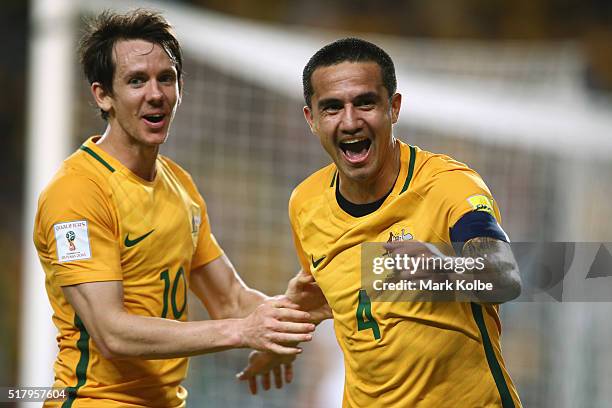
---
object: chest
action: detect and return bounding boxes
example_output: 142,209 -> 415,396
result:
300,192 -> 452,319
108,173 -> 200,276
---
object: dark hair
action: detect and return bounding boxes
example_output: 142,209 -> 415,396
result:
78,9 -> 183,120
302,37 -> 396,108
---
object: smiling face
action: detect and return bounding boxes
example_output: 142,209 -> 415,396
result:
92,39 -> 181,148
304,61 -> 401,193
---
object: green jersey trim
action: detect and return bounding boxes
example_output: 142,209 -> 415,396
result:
399,145 -> 416,194
80,146 -> 115,173
470,303 -> 515,408
62,314 -> 91,408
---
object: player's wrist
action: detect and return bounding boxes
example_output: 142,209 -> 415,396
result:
225,318 -> 249,348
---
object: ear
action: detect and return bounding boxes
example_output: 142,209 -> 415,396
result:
390,93 -> 401,124
177,78 -> 184,106
91,82 -> 113,117
303,105 -> 316,134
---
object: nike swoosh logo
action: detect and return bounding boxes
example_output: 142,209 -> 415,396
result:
124,230 -> 154,247
311,255 -> 326,269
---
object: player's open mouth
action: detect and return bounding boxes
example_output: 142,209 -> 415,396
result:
339,137 -> 372,165
142,114 -> 166,128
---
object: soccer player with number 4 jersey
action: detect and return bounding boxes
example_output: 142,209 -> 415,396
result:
34,10 -> 315,407
240,38 -> 523,407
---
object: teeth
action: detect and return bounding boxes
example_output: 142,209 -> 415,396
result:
341,138 -> 368,144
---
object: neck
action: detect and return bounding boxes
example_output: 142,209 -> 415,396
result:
96,126 -> 159,181
338,140 -> 400,204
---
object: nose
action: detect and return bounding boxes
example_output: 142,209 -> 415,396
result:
339,105 -> 362,135
146,80 -> 164,104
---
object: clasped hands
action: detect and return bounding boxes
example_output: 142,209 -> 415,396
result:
236,270 -> 330,394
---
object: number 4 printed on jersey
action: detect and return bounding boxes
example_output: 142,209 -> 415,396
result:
356,289 -> 381,340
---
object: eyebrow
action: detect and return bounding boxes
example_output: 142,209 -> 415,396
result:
353,92 -> 380,103
316,91 -> 381,110
121,68 -> 177,79
317,97 -> 342,111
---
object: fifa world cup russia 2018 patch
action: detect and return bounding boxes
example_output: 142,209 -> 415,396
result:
467,195 -> 494,215
53,220 -> 92,262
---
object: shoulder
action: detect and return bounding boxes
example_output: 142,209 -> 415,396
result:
289,163 -> 336,213
412,146 -> 472,176
158,155 -> 194,182
158,155 -> 207,204
158,155 -> 199,191
409,146 -> 489,192
39,152 -> 110,206
159,155 -> 191,178
36,156 -> 117,245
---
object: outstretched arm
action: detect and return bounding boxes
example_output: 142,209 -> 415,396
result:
63,258 -> 315,360
383,237 -> 521,303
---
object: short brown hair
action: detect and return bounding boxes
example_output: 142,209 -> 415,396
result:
78,9 -> 183,119
303,38 -> 396,109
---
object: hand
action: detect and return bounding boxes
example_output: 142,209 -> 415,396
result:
285,270 -> 332,324
239,296 -> 315,355
236,351 -> 296,395
381,241 -> 455,300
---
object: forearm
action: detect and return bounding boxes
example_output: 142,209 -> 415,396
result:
191,255 -> 270,319
102,312 -> 244,359
65,279 -> 313,361
455,237 -> 522,303
232,287 -> 269,318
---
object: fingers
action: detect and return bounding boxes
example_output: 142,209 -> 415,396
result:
274,320 -> 315,333
237,353 -> 295,395
383,240 -> 426,254
266,343 -> 303,355
262,371 -> 271,391
268,296 -> 301,310
267,332 -> 313,346
242,367 -> 290,394
273,366 -> 283,388
284,362 -> 293,383
248,376 -> 257,395
274,307 -> 312,323
296,270 -> 316,284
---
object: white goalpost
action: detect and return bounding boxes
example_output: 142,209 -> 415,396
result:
20,0 -> 76,399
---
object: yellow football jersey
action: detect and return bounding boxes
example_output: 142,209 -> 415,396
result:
289,141 -> 521,407
34,136 -> 223,407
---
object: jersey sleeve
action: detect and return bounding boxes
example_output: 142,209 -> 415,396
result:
288,190 -> 311,274
34,173 -> 122,286
422,158 -> 505,243
190,193 -> 224,270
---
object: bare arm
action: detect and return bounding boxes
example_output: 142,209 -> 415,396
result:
63,279 -> 314,360
384,237 -> 522,303
189,254 -> 269,319
459,236 -> 522,303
